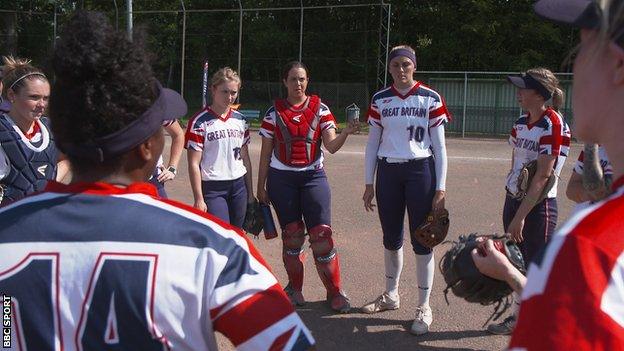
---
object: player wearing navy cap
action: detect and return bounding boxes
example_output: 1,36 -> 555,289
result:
257,61 -> 359,313
186,67 -> 253,227
486,67 -> 571,335
0,56 -> 69,206
0,11 -> 314,350
361,45 -> 450,336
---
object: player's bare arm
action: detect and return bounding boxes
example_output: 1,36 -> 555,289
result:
187,148 -> 207,211
241,144 -> 255,203
508,154 -> 556,242
321,120 -> 359,154
158,120 -> 184,183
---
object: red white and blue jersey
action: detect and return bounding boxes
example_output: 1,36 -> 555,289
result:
0,182 -> 314,351
573,145 -> 613,177
506,108 -> 571,198
185,108 -> 250,181
509,176 -> 624,350
367,83 -> 450,160
259,101 -> 336,171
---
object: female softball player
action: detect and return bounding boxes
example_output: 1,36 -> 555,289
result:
566,145 -> 612,203
149,119 -> 184,198
0,56 -> 69,206
486,67 -> 571,335
257,61 -> 358,313
186,67 -> 253,227
360,45 -> 450,336
0,12 -> 314,350
475,1 -> 624,348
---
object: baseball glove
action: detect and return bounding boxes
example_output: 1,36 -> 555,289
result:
242,200 -> 264,237
411,208 -> 450,248
515,160 -> 556,203
439,233 -> 525,325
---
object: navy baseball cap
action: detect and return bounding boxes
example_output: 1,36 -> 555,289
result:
507,73 -> 553,100
62,81 -> 187,162
534,0 -> 624,45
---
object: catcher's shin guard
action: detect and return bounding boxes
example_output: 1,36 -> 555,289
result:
309,225 -> 342,296
282,221 -> 306,291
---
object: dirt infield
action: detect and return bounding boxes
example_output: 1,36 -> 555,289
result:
163,134 -> 579,351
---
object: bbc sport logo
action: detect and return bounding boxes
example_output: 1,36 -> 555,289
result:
2,294 -> 10,348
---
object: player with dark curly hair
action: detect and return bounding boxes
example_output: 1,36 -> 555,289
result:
0,11 -> 314,350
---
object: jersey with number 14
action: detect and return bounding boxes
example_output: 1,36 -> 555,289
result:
367,83 -> 450,159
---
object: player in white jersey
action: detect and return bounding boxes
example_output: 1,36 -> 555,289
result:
186,67 -> 253,228
360,45 -> 450,336
0,11 -> 314,351
566,145 -> 612,203
486,68 -> 571,335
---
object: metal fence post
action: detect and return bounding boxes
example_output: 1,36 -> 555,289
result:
180,0 -> 186,98
299,0 -> 303,61
462,72 -> 467,138
126,0 -> 133,41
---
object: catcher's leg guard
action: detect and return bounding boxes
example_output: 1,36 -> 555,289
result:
309,224 -> 350,313
282,221 -> 306,294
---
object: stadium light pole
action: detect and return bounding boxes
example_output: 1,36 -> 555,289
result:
126,0 -> 133,41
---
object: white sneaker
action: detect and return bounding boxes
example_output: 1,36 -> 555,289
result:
410,305 -> 432,335
361,292 -> 400,314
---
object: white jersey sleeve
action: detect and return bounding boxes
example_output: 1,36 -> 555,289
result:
573,145 -> 613,176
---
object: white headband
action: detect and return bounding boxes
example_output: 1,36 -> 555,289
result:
9,72 -> 47,91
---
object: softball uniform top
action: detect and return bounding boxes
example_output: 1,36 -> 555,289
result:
573,145 -> 612,177
185,108 -> 250,181
365,83 -> 450,190
509,177 -> 624,350
506,107 -> 571,198
0,181 -> 314,351
259,100 -> 336,171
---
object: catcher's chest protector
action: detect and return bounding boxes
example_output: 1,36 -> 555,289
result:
0,115 -> 58,206
273,95 -> 323,167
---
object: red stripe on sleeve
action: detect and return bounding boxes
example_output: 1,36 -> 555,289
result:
184,132 -> 203,145
429,106 -> 447,119
212,283 -> 295,346
578,151 -> 585,162
261,121 -> 275,131
320,111 -> 337,125
367,105 -> 381,121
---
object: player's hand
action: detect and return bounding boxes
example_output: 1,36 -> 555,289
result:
508,217 -> 525,243
257,188 -> 270,204
432,190 -> 446,211
193,199 -> 208,212
471,239 -> 515,281
344,120 -> 360,135
362,184 -> 376,212
157,167 -> 176,183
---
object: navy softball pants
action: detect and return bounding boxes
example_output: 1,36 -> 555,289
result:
202,176 -> 248,227
376,157 -> 436,255
503,193 -> 558,268
267,167 -> 331,229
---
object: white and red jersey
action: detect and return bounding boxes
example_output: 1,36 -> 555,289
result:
185,108 -> 250,181
509,176 -> 624,350
0,182 -> 314,351
506,108 -> 571,198
259,99 -> 336,171
573,145 -> 613,177
367,83 -> 450,160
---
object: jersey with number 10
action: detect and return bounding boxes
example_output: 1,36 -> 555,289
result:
367,83 -> 450,159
